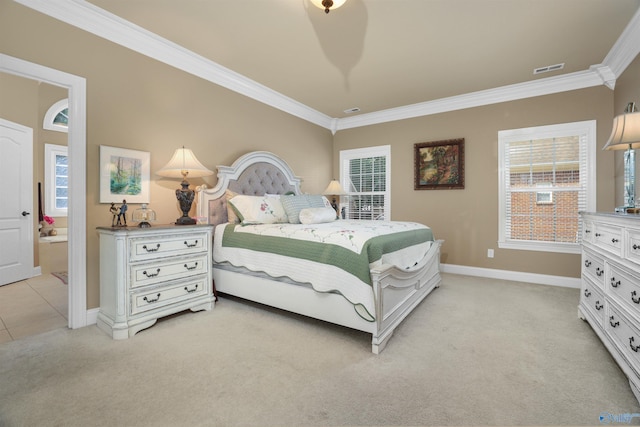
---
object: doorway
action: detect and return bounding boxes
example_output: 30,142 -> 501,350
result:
0,53 -> 87,330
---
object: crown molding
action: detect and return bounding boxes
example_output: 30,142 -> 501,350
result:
14,0 -> 640,133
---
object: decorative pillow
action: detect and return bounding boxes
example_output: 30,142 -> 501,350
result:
299,207 -> 337,225
306,194 -> 328,208
280,195 -> 310,224
228,195 -> 288,225
225,190 -> 240,223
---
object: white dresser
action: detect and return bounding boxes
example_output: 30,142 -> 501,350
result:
97,224 -> 214,339
580,212 -> 640,402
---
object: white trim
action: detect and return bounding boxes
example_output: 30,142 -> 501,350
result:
44,143 -> 68,217
0,53 -> 88,330
43,98 -> 68,133
14,0 -> 640,132
441,263 -> 581,289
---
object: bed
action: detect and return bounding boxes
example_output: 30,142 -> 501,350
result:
196,151 -> 443,353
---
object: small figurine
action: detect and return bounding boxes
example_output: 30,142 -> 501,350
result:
117,199 -> 128,226
109,202 -> 118,227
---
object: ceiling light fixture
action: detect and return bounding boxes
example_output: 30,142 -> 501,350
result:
310,0 -> 347,14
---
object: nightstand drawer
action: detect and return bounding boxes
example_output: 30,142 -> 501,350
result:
582,249 -> 605,290
130,254 -> 209,288
607,305 -> 640,377
607,262 -> 640,317
130,233 -> 208,261
581,279 -> 606,328
130,276 -> 209,315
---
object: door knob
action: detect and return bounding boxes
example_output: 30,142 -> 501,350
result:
21,211 -> 30,216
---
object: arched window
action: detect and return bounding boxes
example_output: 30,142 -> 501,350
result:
43,99 -> 68,133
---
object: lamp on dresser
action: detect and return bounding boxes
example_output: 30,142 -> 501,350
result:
603,102 -> 640,211
323,179 -> 347,219
157,147 -> 213,225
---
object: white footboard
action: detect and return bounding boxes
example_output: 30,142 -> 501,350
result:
369,239 -> 443,354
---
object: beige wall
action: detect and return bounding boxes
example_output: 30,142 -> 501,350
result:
334,87 -> 616,278
0,1 -> 334,308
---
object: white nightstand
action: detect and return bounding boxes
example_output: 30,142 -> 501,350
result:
97,224 -> 214,339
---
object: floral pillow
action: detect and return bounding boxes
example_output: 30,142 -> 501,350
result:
228,195 -> 288,225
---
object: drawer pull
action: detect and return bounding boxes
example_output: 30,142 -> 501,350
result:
634,244 -> 640,250
631,337 -> 640,352
612,238 -> 619,244
184,240 -> 199,248
184,284 -> 199,293
143,269 -> 161,278
585,229 -> 591,234
584,260 -> 592,267
143,293 -> 161,304
184,262 -> 198,271
596,267 -> 603,277
595,233 -> 602,237
632,291 -> 640,304
584,289 -> 591,297
610,316 -> 620,328
611,278 -> 620,288
595,301 -> 603,310
142,244 -> 161,252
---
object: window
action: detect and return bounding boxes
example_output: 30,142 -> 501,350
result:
340,145 -> 390,220
44,143 -> 68,217
43,99 -> 68,133
498,120 -> 596,254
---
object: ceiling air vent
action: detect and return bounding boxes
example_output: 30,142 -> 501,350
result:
344,107 -> 360,114
533,63 -> 565,75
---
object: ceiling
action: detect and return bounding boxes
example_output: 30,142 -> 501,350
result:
17,0 -> 640,130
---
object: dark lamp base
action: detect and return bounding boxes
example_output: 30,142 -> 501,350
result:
176,216 -> 196,225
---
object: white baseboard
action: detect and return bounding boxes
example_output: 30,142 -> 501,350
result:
86,308 -> 99,326
441,263 -> 581,289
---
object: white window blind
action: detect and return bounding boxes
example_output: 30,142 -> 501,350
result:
498,121 -> 596,253
340,145 -> 390,221
44,143 -> 68,217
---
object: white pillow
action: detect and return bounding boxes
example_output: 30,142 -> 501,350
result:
228,195 -> 288,225
299,207 -> 337,224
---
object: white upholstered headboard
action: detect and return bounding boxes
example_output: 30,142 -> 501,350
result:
196,151 -> 302,226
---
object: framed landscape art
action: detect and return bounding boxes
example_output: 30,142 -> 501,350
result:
414,138 -> 465,190
99,145 -> 150,203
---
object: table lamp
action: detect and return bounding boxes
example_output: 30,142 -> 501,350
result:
157,147 -> 213,225
323,179 -> 347,218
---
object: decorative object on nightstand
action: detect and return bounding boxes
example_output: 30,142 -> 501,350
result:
323,179 -> 347,219
157,147 -> 213,225
132,203 -> 157,228
603,102 -> 640,211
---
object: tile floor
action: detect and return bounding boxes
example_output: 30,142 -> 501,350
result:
0,274 -> 68,344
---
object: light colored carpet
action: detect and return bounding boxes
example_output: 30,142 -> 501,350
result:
1,273 -> 638,426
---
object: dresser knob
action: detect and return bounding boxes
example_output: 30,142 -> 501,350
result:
584,260 -> 592,267
610,316 -> 620,328
632,291 -> 640,304
631,337 -> 640,352
596,268 -> 603,277
612,238 -> 619,244
634,244 -> 639,250
584,289 -> 591,297
595,233 -> 602,237
595,301 -> 603,310
611,277 -> 620,288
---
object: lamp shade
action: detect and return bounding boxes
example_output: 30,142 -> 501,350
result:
323,180 -> 347,195
156,147 -> 214,179
603,111 -> 640,150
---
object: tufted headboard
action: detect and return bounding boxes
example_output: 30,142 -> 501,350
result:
196,151 -> 302,227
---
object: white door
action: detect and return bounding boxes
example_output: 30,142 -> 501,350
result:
0,118 -> 34,286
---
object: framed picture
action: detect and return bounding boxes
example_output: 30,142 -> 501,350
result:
99,145 -> 150,203
414,138 -> 465,190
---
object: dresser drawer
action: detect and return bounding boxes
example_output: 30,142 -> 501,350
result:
627,228 -> 640,266
130,254 -> 209,288
129,233 -> 208,261
130,276 -> 209,315
607,305 -> 640,377
607,262 -> 640,316
593,223 -> 623,257
582,249 -> 605,290
581,279 -> 606,328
